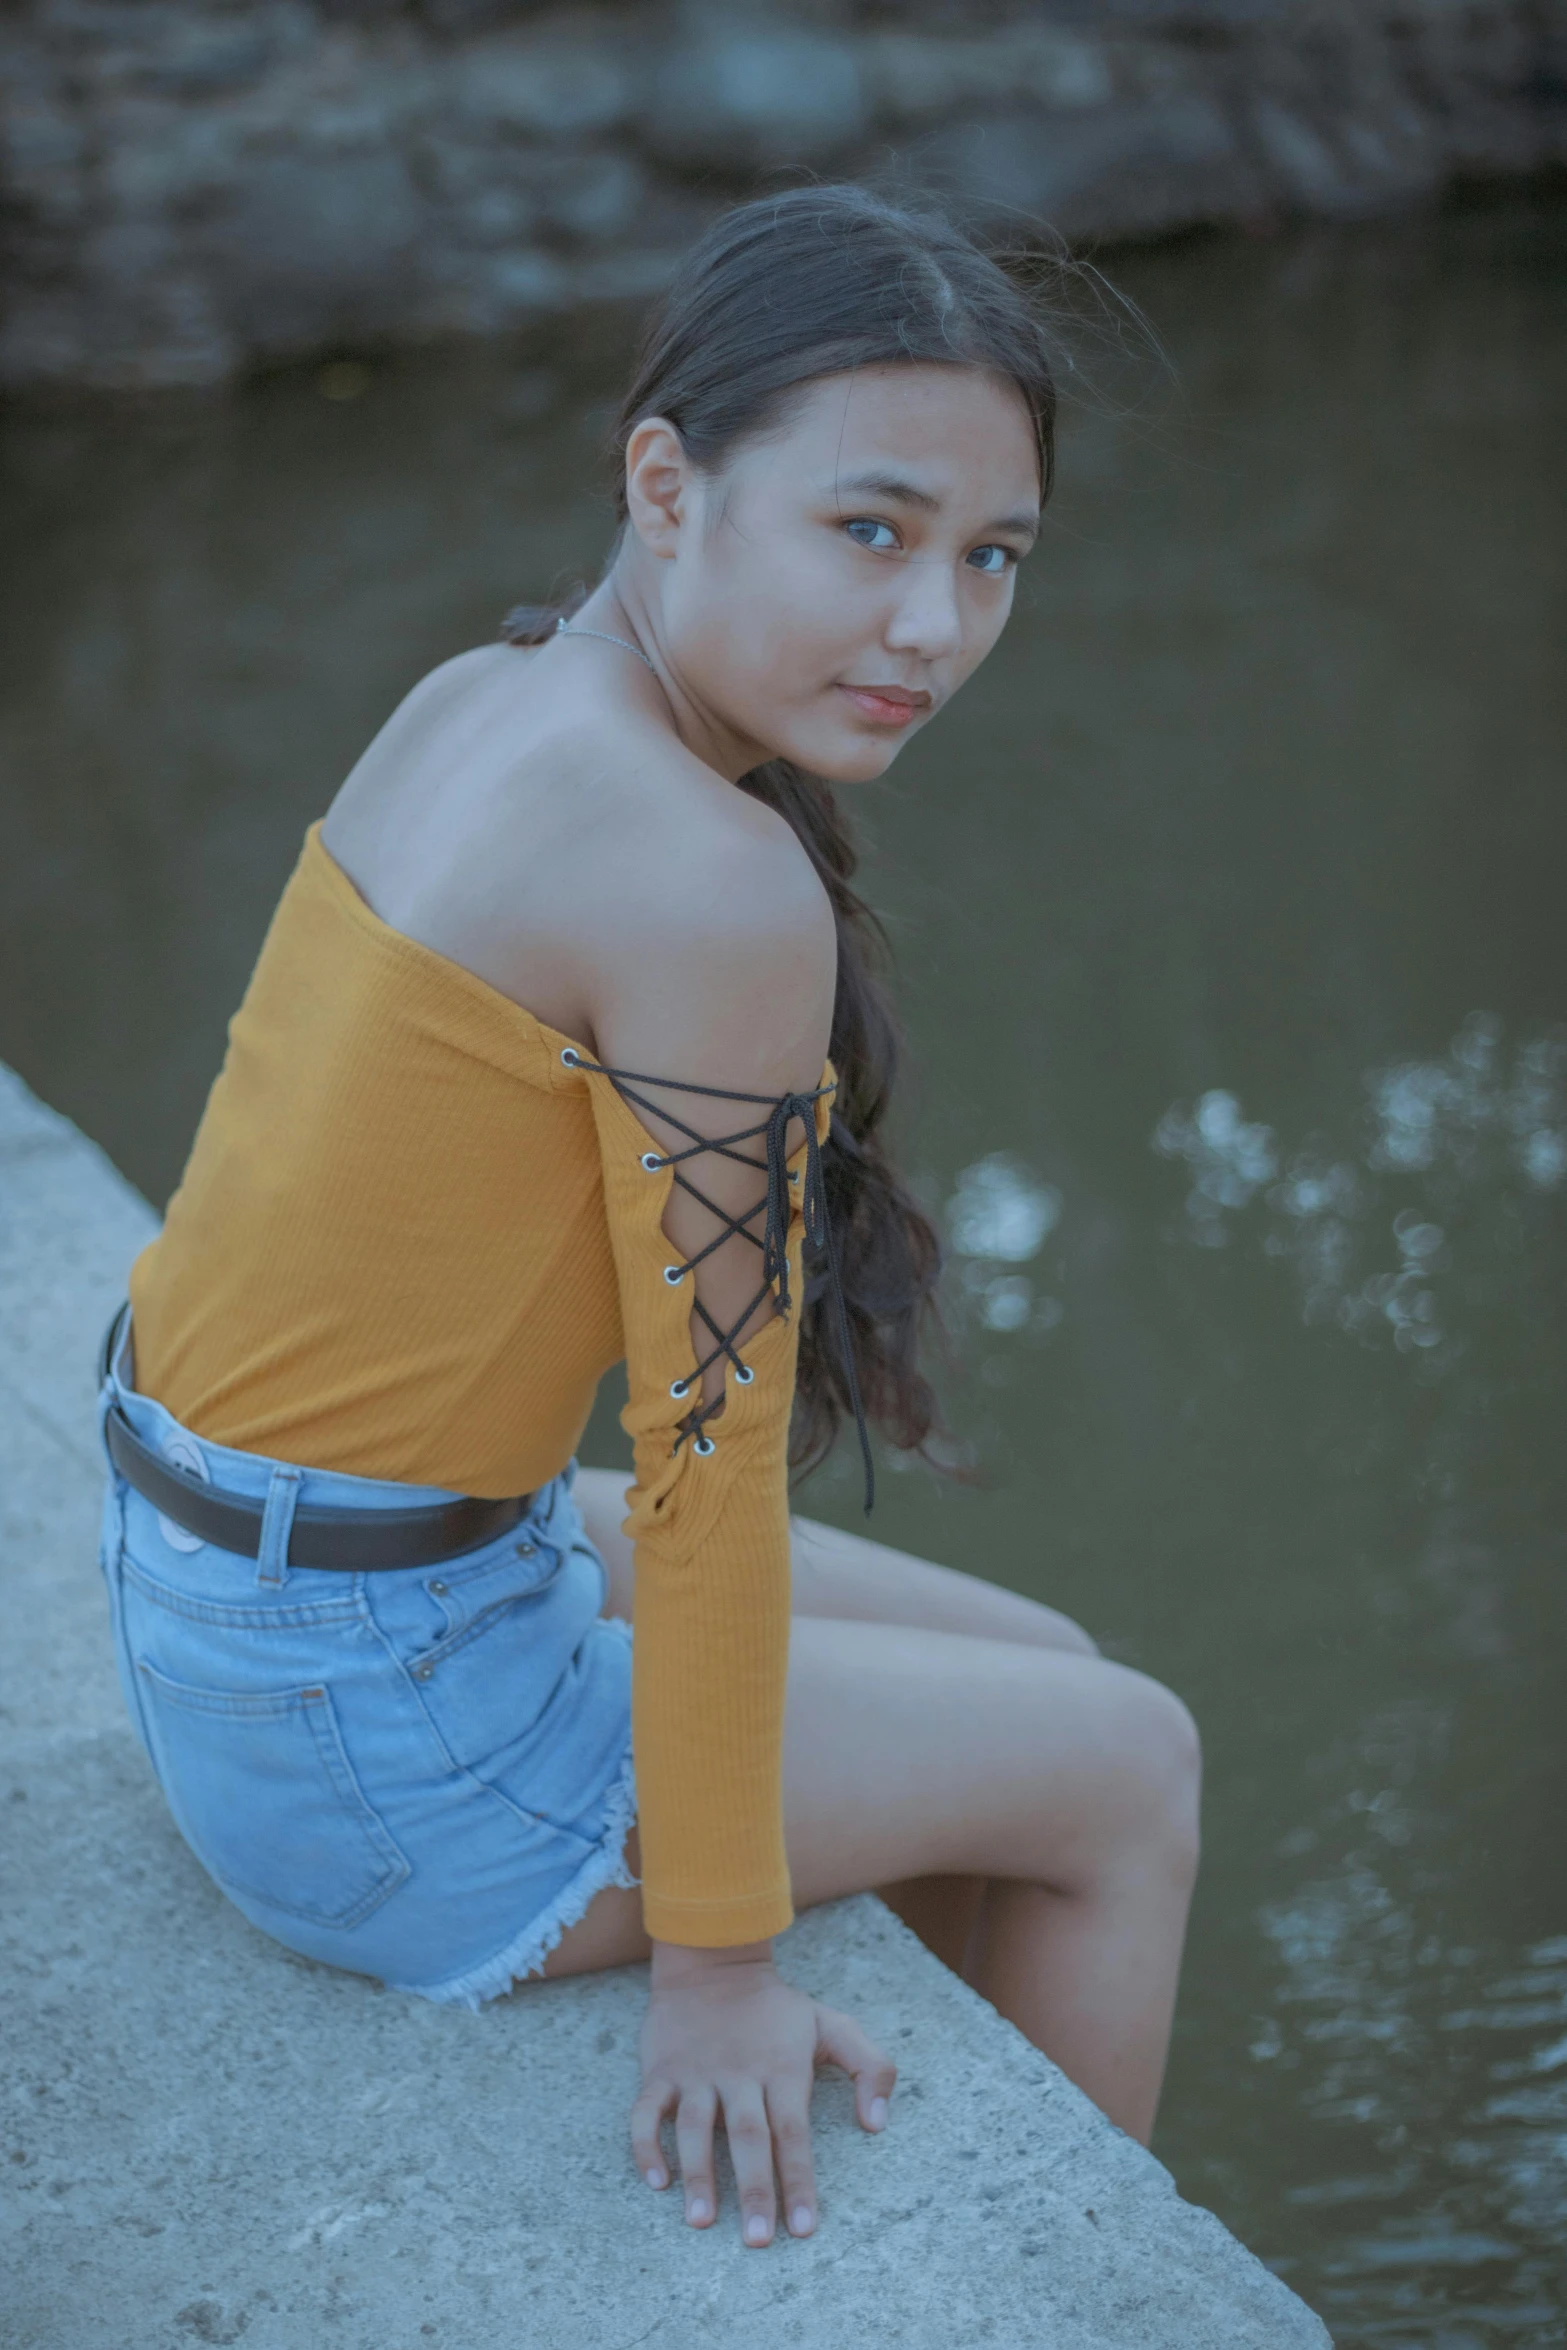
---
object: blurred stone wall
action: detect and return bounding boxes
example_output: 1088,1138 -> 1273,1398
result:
3,0 -> 1564,391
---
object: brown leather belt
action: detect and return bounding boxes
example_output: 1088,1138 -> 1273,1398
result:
100,1310 -> 534,1573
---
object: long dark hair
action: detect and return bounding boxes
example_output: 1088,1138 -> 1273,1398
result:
507,184 -> 1064,1480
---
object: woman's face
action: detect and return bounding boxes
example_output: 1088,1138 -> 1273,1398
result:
624,364 -> 1043,783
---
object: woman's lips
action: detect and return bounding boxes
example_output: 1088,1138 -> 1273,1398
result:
837,683 -> 932,728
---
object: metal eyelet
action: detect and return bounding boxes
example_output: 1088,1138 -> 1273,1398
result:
670,1379 -> 689,1400
560,1047 -> 579,1067
788,1170 -> 800,1183
733,1366 -> 755,1386
693,1435 -> 716,1457
640,1152 -> 663,1172
663,1265 -> 685,1286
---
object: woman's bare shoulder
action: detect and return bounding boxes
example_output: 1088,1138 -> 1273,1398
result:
616,745 -> 832,939
325,643 -> 541,837
324,644 -> 834,1060
560,730 -> 836,1023
377,642 -> 527,736
583,762 -> 838,1094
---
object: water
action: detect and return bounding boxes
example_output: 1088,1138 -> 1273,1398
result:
4,196 -> 1564,2343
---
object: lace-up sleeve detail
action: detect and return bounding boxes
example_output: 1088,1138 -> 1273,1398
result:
566,1045 -> 860,1947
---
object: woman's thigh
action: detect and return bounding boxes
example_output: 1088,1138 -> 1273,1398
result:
542,1612 -> 1196,1979
572,1466 -> 1095,1653
780,1617 -> 1196,1905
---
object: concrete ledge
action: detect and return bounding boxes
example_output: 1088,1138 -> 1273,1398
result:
0,1063 -> 1329,2347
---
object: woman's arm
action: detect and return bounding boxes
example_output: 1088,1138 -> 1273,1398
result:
584,803 -> 895,2242
587,812 -> 833,1947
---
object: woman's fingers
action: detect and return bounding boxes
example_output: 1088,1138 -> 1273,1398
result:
814,2004 -> 897,2133
765,2076 -> 818,2237
630,2076 -> 676,2191
722,2082 -> 778,2247
675,2086 -> 719,2227
636,1984 -> 886,2241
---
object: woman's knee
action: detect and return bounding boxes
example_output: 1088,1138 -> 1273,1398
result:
1034,1605 -> 1099,1659
1113,1671 -> 1202,1879
1043,1663 -> 1201,1894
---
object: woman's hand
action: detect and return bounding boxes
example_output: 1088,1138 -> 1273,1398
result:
633,1938 -> 897,2245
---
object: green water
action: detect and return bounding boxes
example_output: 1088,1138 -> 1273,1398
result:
4,197 -> 1565,2345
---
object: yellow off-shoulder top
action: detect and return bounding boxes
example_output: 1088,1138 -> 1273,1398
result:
128,821 -> 834,1948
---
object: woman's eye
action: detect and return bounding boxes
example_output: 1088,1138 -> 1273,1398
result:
967,543 -> 1015,576
845,517 -> 900,552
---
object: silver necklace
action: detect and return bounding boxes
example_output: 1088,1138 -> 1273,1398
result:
554,616 -> 657,676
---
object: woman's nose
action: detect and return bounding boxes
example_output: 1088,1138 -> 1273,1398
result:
885,565 -> 963,662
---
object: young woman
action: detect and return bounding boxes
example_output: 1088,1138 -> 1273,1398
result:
98,186 -> 1200,2250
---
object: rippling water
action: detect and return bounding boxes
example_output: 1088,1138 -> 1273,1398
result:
4,194 -> 1564,2342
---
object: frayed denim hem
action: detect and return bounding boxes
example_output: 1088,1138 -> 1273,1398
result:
387,1742 -> 641,2012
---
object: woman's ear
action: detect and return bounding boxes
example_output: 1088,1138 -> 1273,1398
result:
623,418 -> 690,561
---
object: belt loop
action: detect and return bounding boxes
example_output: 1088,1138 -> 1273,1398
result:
99,1302 -> 133,1400
96,1307 -> 129,1481
257,1465 -> 303,1588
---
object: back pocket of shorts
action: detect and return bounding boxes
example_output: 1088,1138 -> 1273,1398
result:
136,1662 -> 410,1929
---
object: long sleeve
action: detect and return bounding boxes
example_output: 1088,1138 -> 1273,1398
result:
587,1070 -> 833,1946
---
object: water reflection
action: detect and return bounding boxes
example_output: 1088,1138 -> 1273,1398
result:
1153,1087 -> 1281,1242
945,1151 -> 1064,1334
1368,1016 -> 1567,1191
1153,1014 -> 1567,1370
1258,1878 -> 1567,2340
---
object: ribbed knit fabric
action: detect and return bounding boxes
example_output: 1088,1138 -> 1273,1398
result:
128,823 -> 832,1947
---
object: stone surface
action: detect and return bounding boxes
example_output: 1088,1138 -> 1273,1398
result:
0,1062 -> 1332,2345
0,0 -> 1564,390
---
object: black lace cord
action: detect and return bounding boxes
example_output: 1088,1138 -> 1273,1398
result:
563,1049 -> 876,1514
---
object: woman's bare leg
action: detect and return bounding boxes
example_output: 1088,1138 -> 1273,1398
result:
777,1509 -> 1101,1971
548,1486 -> 1201,2142
777,1618 -> 1199,2141
573,1472 -> 1099,1977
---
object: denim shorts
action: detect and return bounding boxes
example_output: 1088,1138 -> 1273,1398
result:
96,1331 -> 638,2009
